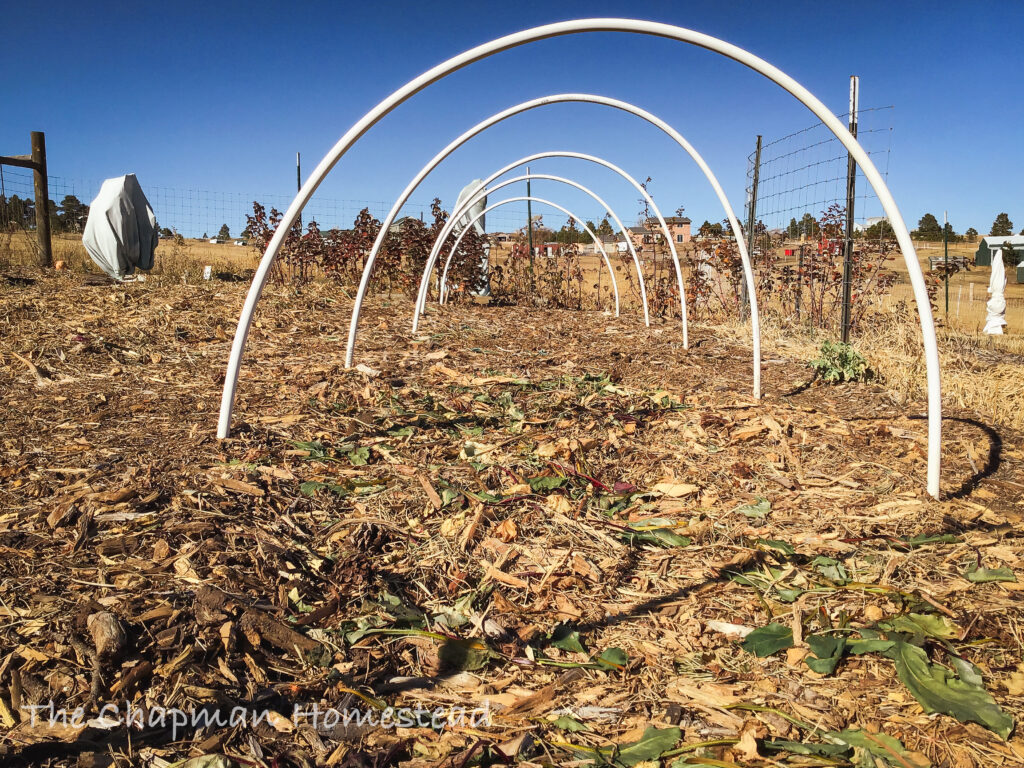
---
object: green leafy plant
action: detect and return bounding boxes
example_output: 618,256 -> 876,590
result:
556,725 -> 681,767
810,340 -> 872,383
737,614 -> 1015,739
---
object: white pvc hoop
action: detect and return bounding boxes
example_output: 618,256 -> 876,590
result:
217,19 -> 940,500
341,93 -> 755,375
441,149 -> 691,326
435,178 -> 636,309
430,196 -> 621,317
414,172 -> 646,330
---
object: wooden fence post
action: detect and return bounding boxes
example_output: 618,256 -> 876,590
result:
31,131 -> 52,268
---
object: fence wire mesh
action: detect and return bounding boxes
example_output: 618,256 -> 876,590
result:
731,106 -> 906,333
744,105 -> 894,243
0,165 -> 601,240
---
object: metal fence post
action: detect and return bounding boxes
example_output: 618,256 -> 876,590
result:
526,167 -> 535,292
743,135 -> 761,322
943,210 -> 949,315
795,244 -> 804,322
840,76 -> 859,342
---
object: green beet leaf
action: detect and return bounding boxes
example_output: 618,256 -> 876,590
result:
887,640 -> 1013,739
613,726 -> 682,767
964,562 -> 1017,583
805,634 -> 847,675
741,623 -> 794,657
829,728 -> 931,767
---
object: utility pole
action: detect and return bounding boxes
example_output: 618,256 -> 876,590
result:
840,75 -> 859,343
742,135 -> 762,322
943,210 -> 949,315
526,167 -> 535,292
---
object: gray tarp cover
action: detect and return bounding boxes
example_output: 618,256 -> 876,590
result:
454,179 -> 488,295
82,174 -> 158,280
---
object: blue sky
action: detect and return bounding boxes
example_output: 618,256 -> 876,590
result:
2,0 -> 1021,236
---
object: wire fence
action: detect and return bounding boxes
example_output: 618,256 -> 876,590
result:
730,105 -> 902,334
744,105 -> 894,243
0,165 -> 602,239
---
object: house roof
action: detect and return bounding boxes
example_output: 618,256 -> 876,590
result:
981,235 -> 1024,248
662,216 -> 691,225
387,216 -> 421,233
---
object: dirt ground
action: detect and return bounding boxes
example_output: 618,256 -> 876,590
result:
1,271 -> 1024,768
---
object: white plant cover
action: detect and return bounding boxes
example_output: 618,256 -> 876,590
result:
454,179 -> 489,295
984,247 -> 1007,335
82,174 -> 158,280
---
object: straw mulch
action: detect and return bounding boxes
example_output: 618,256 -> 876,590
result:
1,270 -> 1023,768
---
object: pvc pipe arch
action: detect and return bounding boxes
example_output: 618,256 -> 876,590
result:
430,196 -> 621,318
413,172 -> 648,331
433,174 -> 639,309
435,194 -> 615,309
461,149 -> 691,328
216,18 -> 940,500
341,92 -> 755,376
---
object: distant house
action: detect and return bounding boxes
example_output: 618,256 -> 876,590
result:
854,216 -> 888,233
975,235 -> 1024,267
663,216 -> 692,244
388,215 -> 422,234
627,216 -> 691,249
587,234 -> 622,255
626,225 -> 656,246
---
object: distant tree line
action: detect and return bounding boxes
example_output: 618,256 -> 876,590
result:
687,209 -> 1020,246
0,194 -> 91,234
517,216 -> 618,245
909,212 -> 1020,242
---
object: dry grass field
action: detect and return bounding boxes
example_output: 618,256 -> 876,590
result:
6,233 -> 1022,339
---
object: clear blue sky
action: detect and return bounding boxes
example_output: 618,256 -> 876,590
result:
2,0 -> 1022,236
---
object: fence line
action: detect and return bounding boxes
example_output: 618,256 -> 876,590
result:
0,167 -> 605,240
744,105 -> 894,237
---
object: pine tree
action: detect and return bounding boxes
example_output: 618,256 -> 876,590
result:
58,195 -> 88,233
798,213 -> 819,237
863,219 -> 895,239
990,213 -> 1013,236
217,223 -> 231,240
914,213 -> 943,241
787,217 -> 799,238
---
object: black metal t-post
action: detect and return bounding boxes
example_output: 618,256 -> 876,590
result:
743,135 -> 762,323
526,168 -> 535,292
840,76 -> 859,342
944,210 -> 949,315
795,244 -> 805,322
296,152 -> 302,230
